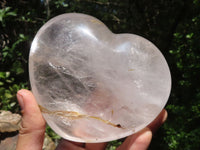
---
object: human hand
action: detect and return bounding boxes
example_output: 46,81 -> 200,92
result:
16,89 -> 167,150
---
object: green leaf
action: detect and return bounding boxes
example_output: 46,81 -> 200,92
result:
0,72 -> 6,79
6,11 -> 17,17
0,7 -> 17,25
11,61 -> 24,75
5,92 -> 13,99
10,102 -> 16,107
5,72 -> 10,78
16,67 -> 24,75
186,33 -> 194,39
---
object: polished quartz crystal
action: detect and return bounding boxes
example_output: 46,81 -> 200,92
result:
29,13 -> 171,143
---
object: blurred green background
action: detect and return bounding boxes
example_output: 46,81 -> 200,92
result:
0,0 -> 200,149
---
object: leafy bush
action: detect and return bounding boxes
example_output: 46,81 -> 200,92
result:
1,0 -> 200,149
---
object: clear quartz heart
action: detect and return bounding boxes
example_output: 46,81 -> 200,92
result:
29,13 -> 171,143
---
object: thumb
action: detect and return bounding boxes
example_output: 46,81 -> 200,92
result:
16,89 -> 46,150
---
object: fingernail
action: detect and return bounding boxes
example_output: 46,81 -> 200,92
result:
17,93 -> 24,110
162,110 -> 168,123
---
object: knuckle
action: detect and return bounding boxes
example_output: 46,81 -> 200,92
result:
19,120 -> 46,135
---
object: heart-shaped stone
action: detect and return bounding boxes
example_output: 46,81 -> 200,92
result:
29,13 -> 171,143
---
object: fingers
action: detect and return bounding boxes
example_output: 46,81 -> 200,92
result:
147,109 -> 168,133
117,109 -> 167,150
15,89 -> 167,150
117,128 -> 152,150
16,89 -> 46,150
56,139 -> 107,150
85,142 -> 107,150
56,139 -> 85,150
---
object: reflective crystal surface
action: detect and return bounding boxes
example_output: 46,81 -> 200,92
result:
29,13 -> 171,143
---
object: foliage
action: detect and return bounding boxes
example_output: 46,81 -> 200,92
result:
1,0 -> 200,149
162,7 -> 200,149
149,1 -> 200,149
0,7 -> 17,27
106,139 -> 123,150
45,125 -> 61,144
